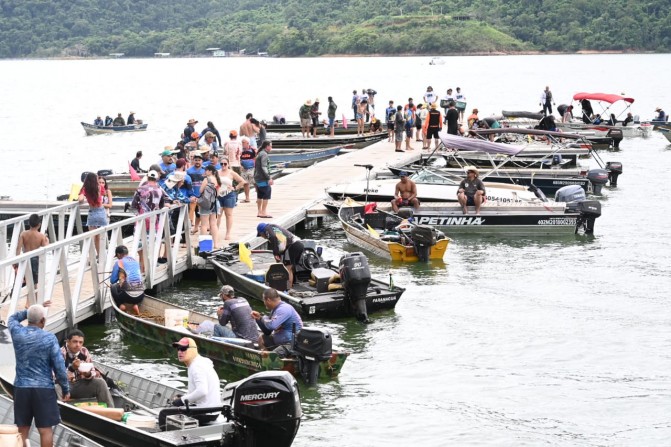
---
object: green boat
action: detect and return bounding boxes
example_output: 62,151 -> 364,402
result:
111,295 -> 349,382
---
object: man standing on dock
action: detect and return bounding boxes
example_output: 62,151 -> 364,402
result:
540,86 -> 555,116
240,113 -> 260,148
254,140 -> 273,218
9,303 -> 70,447
14,213 -> 49,307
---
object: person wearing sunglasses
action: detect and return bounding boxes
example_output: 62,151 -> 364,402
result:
170,337 -> 221,425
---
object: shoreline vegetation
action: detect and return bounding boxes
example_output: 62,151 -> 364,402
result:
1,1 -> 669,59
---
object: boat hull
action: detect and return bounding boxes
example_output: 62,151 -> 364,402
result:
269,132 -> 386,149
210,251 -> 404,319
268,146 -> 342,168
81,122 -> 148,136
111,296 -> 348,380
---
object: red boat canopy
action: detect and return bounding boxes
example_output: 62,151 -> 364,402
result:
572,92 -> 635,104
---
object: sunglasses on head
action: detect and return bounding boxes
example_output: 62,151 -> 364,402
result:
175,345 -> 192,352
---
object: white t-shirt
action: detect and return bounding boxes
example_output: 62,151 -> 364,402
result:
183,355 -> 222,408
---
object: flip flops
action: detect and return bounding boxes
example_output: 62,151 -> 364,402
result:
257,215 -> 273,218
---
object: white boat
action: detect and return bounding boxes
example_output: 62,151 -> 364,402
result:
429,57 -> 445,65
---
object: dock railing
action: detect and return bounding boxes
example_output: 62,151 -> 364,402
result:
0,203 -> 192,333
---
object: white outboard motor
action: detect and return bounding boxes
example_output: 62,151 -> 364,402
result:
292,326 -> 333,386
224,371 -> 302,447
605,161 -> 623,186
586,169 -> 609,194
409,225 -> 437,262
339,252 -> 372,323
555,185 -> 601,234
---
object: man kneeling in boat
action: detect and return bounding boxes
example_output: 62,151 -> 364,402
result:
169,337 -> 222,426
251,288 -> 303,351
110,245 -> 145,315
457,166 -> 486,215
212,285 -> 259,342
391,171 -> 420,213
56,329 -> 115,408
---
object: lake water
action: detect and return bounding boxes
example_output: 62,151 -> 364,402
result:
2,54 -> 671,446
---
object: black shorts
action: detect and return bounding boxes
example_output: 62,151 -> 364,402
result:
111,284 -> 145,306
387,122 -> 395,131
427,128 -> 440,139
466,196 -> 476,206
30,257 -> 39,284
14,387 -> 61,428
283,241 -> 304,267
256,184 -> 272,200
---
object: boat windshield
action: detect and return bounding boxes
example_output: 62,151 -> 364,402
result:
412,169 -> 461,184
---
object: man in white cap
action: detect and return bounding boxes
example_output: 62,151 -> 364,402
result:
457,166 -> 486,215
170,337 -> 221,425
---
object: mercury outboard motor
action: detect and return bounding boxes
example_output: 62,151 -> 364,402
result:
293,326 -> 333,386
339,252 -> 371,323
586,169 -> 609,194
555,185 -> 601,234
605,161 -> 623,186
225,371 -> 302,447
410,225 -> 437,262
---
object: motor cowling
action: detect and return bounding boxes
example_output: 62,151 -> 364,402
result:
605,161 -> 623,186
606,128 -> 623,148
555,185 -> 601,235
555,185 -> 586,203
230,371 -> 302,447
339,252 -> 371,323
410,225 -> 437,262
586,169 -> 609,195
293,327 -> 333,386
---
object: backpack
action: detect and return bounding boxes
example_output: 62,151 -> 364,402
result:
197,182 -> 217,209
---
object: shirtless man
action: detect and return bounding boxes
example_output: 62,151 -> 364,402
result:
14,214 -> 49,306
240,113 -> 260,148
391,171 -> 420,212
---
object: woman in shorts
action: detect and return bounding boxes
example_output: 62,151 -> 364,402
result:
217,160 -> 247,241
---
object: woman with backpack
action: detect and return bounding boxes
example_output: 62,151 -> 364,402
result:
199,165 -> 221,249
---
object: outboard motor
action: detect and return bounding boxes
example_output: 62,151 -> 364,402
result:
339,252 -> 371,323
586,169 -> 609,195
80,171 -> 93,182
293,326 -> 333,386
606,128 -> 623,149
410,225 -> 437,262
226,371 -> 302,447
97,169 -> 113,177
542,154 -> 562,168
605,161 -> 623,186
555,185 -> 601,234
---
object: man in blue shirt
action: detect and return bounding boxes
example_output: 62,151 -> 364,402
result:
159,149 -> 176,175
110,245 -> 145,314
9,303 -> 70,446
251,288 -> 303,350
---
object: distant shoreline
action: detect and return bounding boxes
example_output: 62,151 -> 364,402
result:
0,50 -> 662,61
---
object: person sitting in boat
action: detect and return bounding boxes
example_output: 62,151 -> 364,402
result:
127,111 -> 136,125
93,116 -> 104,126
110,245 -> 145,315
467,108 -> 479,129
210,285 -> 259,342
391,171 -> 420,213
131,150 -> 145,173
457,166 -> 486,215
257,223 -> 305,289
273,114 -> 286,124
169,338 -> 221,426
537,114 -> 557,132
606,113 -> 618,126
56,329 -> 115,408
251,288 -> 303,351
104,115 -> 113,126
622,112 -> 634,126
112,113 -> 125,126
580,99 -> 594,123
592,114 -> 603,125
652,107 -> 667,122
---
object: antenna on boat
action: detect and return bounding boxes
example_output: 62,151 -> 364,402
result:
354,164 -> 374,204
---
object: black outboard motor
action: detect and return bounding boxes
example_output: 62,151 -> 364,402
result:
293,326 -> 333,386
97,169 -> 113,177
606,128 -> 623,149
410,225 -> 437,262
605,161 -> 623,186
586,169 -> 609,195
555,185 -> 601,234
227,371 -> 302,447
339,252 -> 371,323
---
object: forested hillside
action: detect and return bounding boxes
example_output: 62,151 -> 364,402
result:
0,0 -> 669,58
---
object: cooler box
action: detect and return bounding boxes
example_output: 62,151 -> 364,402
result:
166,414 -> 199,431
165,309 -> 189,329
198,235 -> 213,252
311,268 -> 335,293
